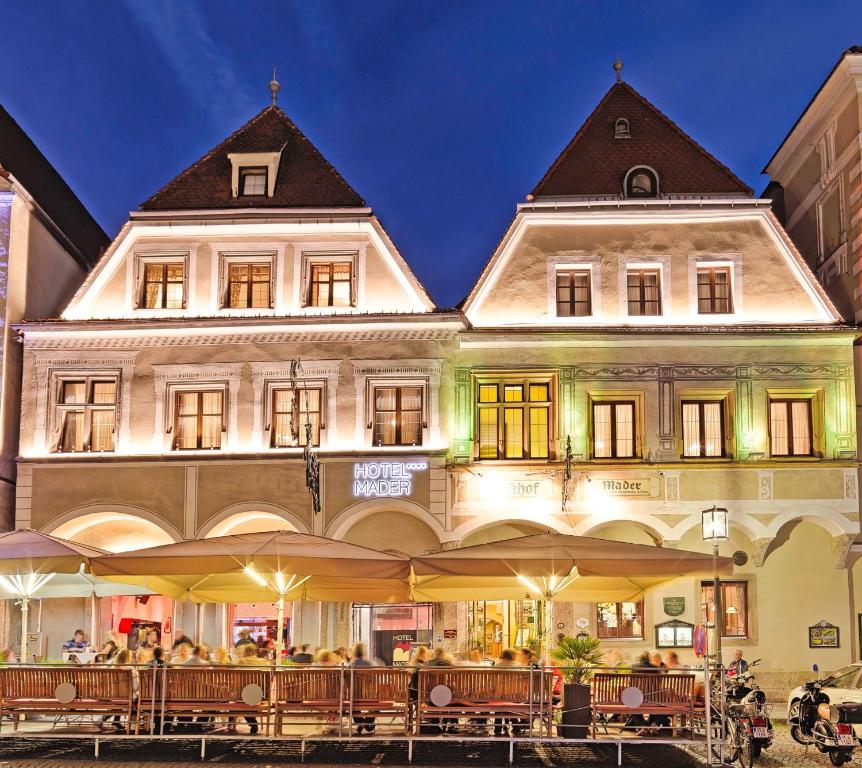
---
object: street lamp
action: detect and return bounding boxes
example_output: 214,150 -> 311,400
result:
702,506 -> 728,667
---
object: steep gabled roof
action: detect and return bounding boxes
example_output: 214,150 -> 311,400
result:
531,81 -> 752,198
0,105 -> 108,267
140,106 -> 365,210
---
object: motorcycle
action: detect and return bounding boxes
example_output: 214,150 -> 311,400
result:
790,673 -> 859,766
712,658 -> 774,766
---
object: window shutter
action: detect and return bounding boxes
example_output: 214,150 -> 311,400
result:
48,414 -> 64,453
134,261 -> 144,309
301,257 -> 310,307
351,255 -> 358,307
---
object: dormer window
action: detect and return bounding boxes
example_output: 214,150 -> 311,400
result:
614,118 -> 630,139
228,149 -> 284,198
239,167 -> 267,196
624,166 -> 659,198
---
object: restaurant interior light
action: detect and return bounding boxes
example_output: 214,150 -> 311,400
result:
701,506 -> 729,542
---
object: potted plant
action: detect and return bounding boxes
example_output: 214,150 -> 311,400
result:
551,634 -> 603,738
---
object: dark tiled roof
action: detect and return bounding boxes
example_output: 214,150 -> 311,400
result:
140,106 -> 365,210
0,105 -> 108,267
531,81 -> 752,198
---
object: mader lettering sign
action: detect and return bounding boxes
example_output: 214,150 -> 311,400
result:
353,461 -> 428,498
599,478 -> 657,497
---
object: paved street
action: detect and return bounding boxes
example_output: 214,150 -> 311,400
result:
0,725 -> 846,768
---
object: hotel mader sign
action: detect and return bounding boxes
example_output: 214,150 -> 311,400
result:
353,461 -> 429,498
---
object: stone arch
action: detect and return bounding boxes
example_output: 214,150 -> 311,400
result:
330,499 -> 442,556
198,502 -> 310,538
45,504 -> 181,553
326,498 -> 444,542
670,511 -> 768,542
765,509 -> 856,539
452,514 -> 574,545
574,511 -> 672,544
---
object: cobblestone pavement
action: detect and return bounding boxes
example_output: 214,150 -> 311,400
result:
0,725 -> 848,767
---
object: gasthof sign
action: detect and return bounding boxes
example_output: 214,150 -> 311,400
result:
353,461 -> 428,498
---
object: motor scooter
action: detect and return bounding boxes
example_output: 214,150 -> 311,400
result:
790,668 -> 859,766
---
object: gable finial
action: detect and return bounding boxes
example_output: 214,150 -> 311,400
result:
269,67 -> 281,106
613,58 -> 623,83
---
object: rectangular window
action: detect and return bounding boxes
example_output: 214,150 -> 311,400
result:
56,378 -> 117,453
239,167 -> 267,196
697,267 -> 732,314
701,581 -> 748,637
626,269 -> 662,316
820,185 -> 843,259
475,377 -> 553,460
227,263 -> 271,309
769,399 -> 812,457
597,601 -> 643,639
142,262 -> 185,309
373,386 -> 423,446
308,261 -> 353,307
592,401 -> 635,458
556,270 -> 592,317
682,401 -> 725,457
174,391 -> 223,450
271,388 -> 321,447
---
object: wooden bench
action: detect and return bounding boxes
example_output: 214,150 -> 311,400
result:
273,667 -> 346,734
136,666 -> 272,736
416,668 -> 553,736
348,668 -> 410,732
590,672 -> 696,735
0,665 -> 134,733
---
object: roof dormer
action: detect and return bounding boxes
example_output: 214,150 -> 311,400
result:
228,148 -> 284,198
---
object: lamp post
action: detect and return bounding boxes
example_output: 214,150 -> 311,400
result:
701,506 -> 728,667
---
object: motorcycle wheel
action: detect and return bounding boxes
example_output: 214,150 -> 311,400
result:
790,724 -> 812,746
750,742 -> 762,760
828,750 -> 848,766
737,735 -> 754,768
712,719 -> 740,764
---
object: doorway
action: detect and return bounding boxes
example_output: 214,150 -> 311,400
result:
352,603 -> 432,665
467,600 -> 542,658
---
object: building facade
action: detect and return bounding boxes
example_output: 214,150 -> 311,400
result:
10,78 -> 861,697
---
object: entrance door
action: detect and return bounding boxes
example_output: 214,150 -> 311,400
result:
352,603 -> 432,665
467,600 -> 541,658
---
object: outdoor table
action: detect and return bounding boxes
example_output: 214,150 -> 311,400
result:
62,651 -> 99,664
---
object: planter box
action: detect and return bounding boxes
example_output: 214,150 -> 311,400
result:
557,682 -> 590,739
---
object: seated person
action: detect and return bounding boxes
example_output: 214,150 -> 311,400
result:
727,649 -> 748,677
63,629 -> 89,653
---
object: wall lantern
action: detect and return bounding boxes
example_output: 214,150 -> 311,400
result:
701,506 -> 729,542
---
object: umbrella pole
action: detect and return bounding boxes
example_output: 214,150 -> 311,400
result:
19,596 -> 29,664
276,593 -> 285,659
90,591 -> 98,649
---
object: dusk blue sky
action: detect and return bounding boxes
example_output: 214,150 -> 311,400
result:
1,2 -> 861,307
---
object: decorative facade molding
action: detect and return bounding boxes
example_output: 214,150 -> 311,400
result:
832,533 -> 855,569
751,537 -> 773,568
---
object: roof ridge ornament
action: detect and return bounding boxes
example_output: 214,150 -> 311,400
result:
613,58 -> 623,83
269,67 -> 281,106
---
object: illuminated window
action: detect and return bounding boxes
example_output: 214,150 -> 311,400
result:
682,401 -> 725,458
592,401 -> 635,459
597,601 -> 643,639
226,263 -> 271,309
271,388 -> 321,448
239,167 -> 267,196
174,391 -> 223,450
697,267 -> 733,314
769,398 -> 812,457
627,269 -> 662,316
307,261 -> 353,307
475,377 -> 553,460
556,270 -> 592,317
142,262 -> 185,309
56,378 -> 117,453
701,581 -> 748,637
625,166 -> 658,198
373,386 -> 423,446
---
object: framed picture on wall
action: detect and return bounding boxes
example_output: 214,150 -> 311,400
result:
809,620 -> 840,649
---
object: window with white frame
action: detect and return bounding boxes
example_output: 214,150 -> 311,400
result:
769,398 -> 813,457
626,269 -> 662,316
302,254 -> 357,308
373,385 -> 423,446
173,390 -> 224,450
696,267 -> 733,314
224,261 -> 273,309
271,386 -> 322,447
239,167 -> 267,196
137,257 -> 186,310
592,401 -> 636,458
555,270 -> 592,317
53,376 -> 118,453
682,400 -> 725,458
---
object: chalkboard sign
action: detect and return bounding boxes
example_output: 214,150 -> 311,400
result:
663,597 -> 686,617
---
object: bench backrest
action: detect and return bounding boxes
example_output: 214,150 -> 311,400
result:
418,668 -> 551,704
274,667 -> 345,703
0,666 -> 132,701
138,666 -> 272,703
591,672 -> 696,705
350,667 -> 409,701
